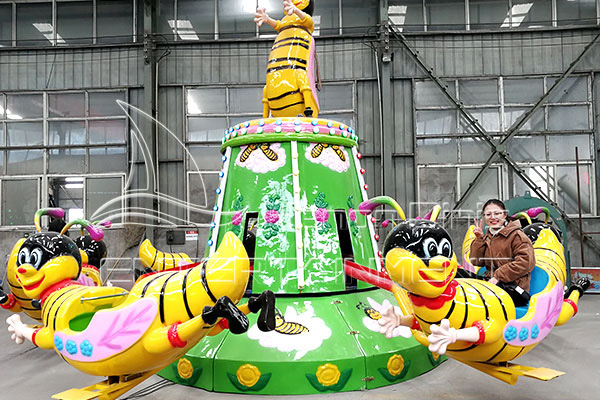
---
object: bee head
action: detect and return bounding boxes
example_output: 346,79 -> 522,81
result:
75,235 -> 107,269
15,232 -> 81,299
292,0 -> 314,16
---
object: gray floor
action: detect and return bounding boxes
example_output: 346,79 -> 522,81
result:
1,295 -> 598,400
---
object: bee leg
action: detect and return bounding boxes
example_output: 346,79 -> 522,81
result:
202,296 -> 249,334
564,278 -> 591,299
247,290 -> 276,332
304,107 -> 313,117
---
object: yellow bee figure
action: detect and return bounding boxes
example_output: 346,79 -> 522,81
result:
355,197 -> 589,384
254,0 -> 320,118
5,209 -> 275,399
138,238 -> 193,273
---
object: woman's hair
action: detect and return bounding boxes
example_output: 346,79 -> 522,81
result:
482,198 -> 506,212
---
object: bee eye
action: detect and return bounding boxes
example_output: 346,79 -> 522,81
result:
423,238 -> 438,259
439,239 -> 452,258
18,248 -> 30,265
30,248 -> 44,270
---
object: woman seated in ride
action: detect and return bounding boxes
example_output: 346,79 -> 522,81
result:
468,199 -> 536,307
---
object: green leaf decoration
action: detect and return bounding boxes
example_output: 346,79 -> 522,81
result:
272,204 -> 280,211
170,364 -> 203,386
233,195 -> 244,211
227,372 -> 272,392
314,192 -> 329,209
427,352 -> 446,366
323,221 -> 332,231
231,225 -> 241,235
347,195 -> 355,209
378,360 -> 411,382
305,368 -> 353,392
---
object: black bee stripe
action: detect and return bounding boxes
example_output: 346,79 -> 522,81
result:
53,287 -> 85,331
162,253 -> 167,272
201,260 -> 217,303
277,24 -> 311,34
272,41 -> 310,52
13,293 -> 31,301
266,65 -> 307,74
536,259 -> 561,281
141,274 -> 166,297
464,281 -> 489,320
171,253 -> 176,269
514,346 -> 526,358
182,268 -> 194,320
273,36 -> 310,46
8,281 -> 22,289
447,344 -> 478,352
487,342 -> 508,362
534,247 -> 566,265
415,314 -> 442,326
150,248 -> 159,270
44,286 -> 79,323
443,300 -> 456,320
159,272 -> 178,324
482,283 -> 508,321
270,101 -> 305,111
460,285 -> 469,329
268,57 -> 307,65
268,90 -> 300,101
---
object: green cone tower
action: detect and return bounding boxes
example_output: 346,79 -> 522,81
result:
158,117 -> 443,394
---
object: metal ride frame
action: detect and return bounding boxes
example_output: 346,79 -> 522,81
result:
380,21 -> 600,257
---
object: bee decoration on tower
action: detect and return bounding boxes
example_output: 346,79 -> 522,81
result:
254,0 -> 320,118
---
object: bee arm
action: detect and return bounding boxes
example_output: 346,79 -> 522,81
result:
0,292 -> 22,312
143,316 -> 208,354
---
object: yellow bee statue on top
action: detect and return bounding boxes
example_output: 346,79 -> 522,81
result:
352,196 -> 589,384
254,0 -> 320,118
5,209 -> 275,400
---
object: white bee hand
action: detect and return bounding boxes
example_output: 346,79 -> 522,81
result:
254,7 -> 269,27
378,303 -> 402,339
427,319 -> 457,355
6,314 -> 27,345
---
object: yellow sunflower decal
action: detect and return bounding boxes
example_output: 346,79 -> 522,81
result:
177,358 -> 194,379
387,354 -> 405,376
236,364 -> 261,387
316,363 -> 341,386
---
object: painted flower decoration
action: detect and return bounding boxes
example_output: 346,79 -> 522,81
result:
314,193 -> 332,234
263,194 -> 281,240
387,354 -> 405,376
66,340 -> 78,355
177,358 -> 194,380
230,195 -> 245,235
347,196 -> 359,236
316,363 -> 341,386
236,364 -> 261,387
54,337 -> 64,351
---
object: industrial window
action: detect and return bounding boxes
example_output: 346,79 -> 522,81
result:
1,178 -> 40,226
0,90 -> 128,227
425,0 -> 466,31
388,0 -> 425,32
342,0 -> 379,34
415,74 -> 595,216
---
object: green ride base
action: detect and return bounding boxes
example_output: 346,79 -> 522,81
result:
159,288 -> 444,394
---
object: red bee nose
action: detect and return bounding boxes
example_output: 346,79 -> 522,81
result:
17,267 -> 27,274
442,261 -> 450,268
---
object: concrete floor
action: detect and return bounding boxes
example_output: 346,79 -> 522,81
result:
1,295 -> 598,400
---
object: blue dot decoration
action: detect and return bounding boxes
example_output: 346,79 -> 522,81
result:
244,121 -> 250,127
210,222 -> 216,228
531,324 -> 539,339
54,336 -> 64,351
519,327 -> 529,341
294,119 -> 301,125
219,171 -> 225,178
213,205 -> 219,212
208,239 -> 214,246
504,326 -> 517,341
327,121 -> 333,128
216,188 -> 222,194
66,340 -> 78,355
229,127 -> 234,133
311,119 -> 318,126
259,120 -> 265,126
235,124 -> 241,130
80,340 -> 93,357
222,156 -> 227,162
275,119 -> 282,125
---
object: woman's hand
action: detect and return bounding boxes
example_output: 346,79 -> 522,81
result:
473,218 -> 484,239
283,0 -> 296,15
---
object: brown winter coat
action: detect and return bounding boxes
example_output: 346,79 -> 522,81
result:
469,220 -> 536,292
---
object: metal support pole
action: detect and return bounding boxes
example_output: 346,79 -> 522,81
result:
576,147 -> 585,268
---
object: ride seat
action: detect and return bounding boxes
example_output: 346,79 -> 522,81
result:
515,266 -> 549,319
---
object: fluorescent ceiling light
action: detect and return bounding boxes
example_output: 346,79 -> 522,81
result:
168,20 -> 200,41
501,3 -> 533,28
33,23 -> 65,44
65,177 -> 84,182
64,183 -> 84,189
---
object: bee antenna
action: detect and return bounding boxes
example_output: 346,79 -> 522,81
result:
358,196 -> 406,220
34,208 -> 65,232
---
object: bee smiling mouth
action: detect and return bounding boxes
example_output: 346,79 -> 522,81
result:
418,261 -> 452,288
18,275 -> 45,291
